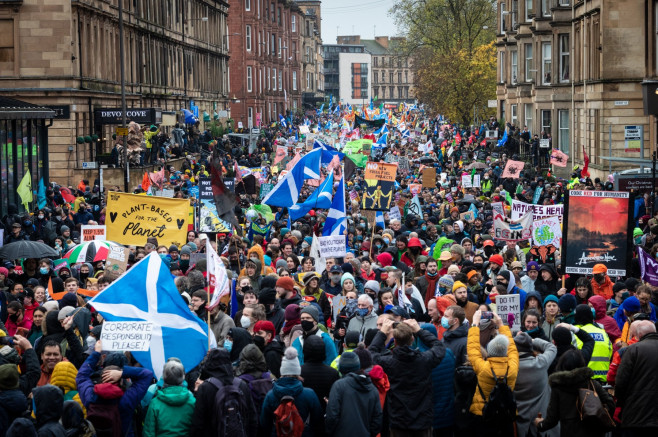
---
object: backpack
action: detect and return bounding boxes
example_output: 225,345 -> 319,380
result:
207,377 -> 250,437
477,366 -> 517,425
86,402 -> 121,437
273,395 -> 305,437
239,373 -> 273,415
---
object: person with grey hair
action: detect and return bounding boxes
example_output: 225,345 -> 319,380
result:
143,358 -> 196,437
347,294 -> 378,338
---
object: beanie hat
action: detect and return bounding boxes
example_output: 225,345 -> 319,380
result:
61,225 -> 70,232
338,351 -> 361,375
551,326 -> 573,346
301,305 -> 319,322
0,363 -> 20,390
486,334 -> 509,357
276,276 -> 296,292
623,296 -> 641,313
57,306 -> 76,320
377,252 -> 393,267
253,320 -> 276,339
489,254 -> 504,267
514,332 -> 533,353
341,263 -> 354,274
612,281 -> 627,294
451,244 -> 465,256
284,304 -> 301,321
344,331 -> 360,349
187,242 -> 198,252
452,280 -> 467,293
303,272 -> 319,285
592,263 -> 607,274
353,345 -> 373,369
467,270 -> 478,281
543,294 -> 559,307
181,246 -> 192,256
341,272 -> 356,288
276,259 -> 288,270
169,245 -> 179,252
574,304 -> 594,325
364,280 -> 380,293
280,347 -> 302,376
526,261 -> 540,271
0,267 -> 8,277
59,293 -> 78,309
558,294 -> 577,313
438,275 -> 455,290
258,288 -> 277,306
447,265 -> 460,275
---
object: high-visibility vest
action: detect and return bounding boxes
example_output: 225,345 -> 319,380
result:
575,323 -> 612,381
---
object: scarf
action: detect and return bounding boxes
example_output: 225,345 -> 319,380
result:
282,318 -> 300,336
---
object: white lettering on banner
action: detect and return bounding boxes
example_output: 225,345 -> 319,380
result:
494,210 -> 533,241
100,321 -> 153,351
318,235 -> 347,258
495,294 -> 521,331
101,110 -> 148,118
511,200 -> 564,222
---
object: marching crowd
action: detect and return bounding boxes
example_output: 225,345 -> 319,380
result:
1,111 -> 658,437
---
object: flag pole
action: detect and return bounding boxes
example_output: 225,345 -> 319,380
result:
207,282 -> 211,350
369,216 -> 376,259
206,240 -> 211,350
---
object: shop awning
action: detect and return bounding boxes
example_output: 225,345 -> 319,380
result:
0,97 -> 56,120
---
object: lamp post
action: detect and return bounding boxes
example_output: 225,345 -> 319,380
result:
118,0 -> 128,192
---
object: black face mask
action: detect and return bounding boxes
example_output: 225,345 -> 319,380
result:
179,259 -> 189,271
474,263 -> 484,270
9,313 -> 19,323
301,320 -> 315,332
253,335 -> 266,351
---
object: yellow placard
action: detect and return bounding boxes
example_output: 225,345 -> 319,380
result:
116,127 -> 129,136
106,192 -> 190,247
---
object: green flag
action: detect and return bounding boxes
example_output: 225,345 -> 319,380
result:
346,154 -> 368,168
17,170 -> 32,210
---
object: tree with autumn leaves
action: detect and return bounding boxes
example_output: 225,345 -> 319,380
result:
391,0 -> 497,124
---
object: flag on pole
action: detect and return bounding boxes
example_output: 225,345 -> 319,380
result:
89,253 -> 211,378
310,234 -> 326,275
375,211 -> 386,230
263,148 -> 321,207
206,240 -> 230,310
322,174 -> 347,236
289,172 -> 335,221
581,145 -> 590,178
279,114 -> 287,128
497,129 -> 508,147
17,170 -> 32,210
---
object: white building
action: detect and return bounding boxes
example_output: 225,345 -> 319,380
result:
338,52 -> 372,106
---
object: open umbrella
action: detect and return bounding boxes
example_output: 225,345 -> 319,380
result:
63,240 -> 122,264
0,240 -> 60,260
465,161 -> 487,170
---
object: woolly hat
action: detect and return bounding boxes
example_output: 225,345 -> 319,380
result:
489,254 -> 504,267
353,345 -> 373,369
377,252 -> 393,267
280,347 -> 302,376
543,295 -> 559,307
181,246 -> 192,256
338,351 -> 361,375
276,276 -> 296,292
486,334 -> 509,358
447,265 -> 460,275
551,326 -> 572,346
276,259 -> 288,270
187,242 -> 198,252
169,245 -> 179,253
574,304 -> 594,325
341,263 -> 354,274
301,305 -> 319,322
526,261 -> 540,271
612,281 -> 627,294
514,332 -> 533,353
341,272 -> 356,288
284,304 -> 301,321
451,244 -> 465,256
0,363 -> 19,390
633,227 -> 643,238
438,275 -> 455,290
364,280 -> 380,293
623,296 -> 641,313
59,293 -> 78,310
452,280 -> 467,293
258,288 -> 277,306
253,320 -> 276,338
57,306 -> 76,320
558,294 -> 577,313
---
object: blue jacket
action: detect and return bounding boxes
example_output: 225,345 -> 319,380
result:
76,351 -> 154,437
260,376 -> 323,437
292,330 -> 337,366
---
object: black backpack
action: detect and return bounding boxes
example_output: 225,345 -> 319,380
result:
207,377 -> 251,437
477,366 -> 517,425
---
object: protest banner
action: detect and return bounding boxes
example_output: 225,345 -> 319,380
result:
389,206 -> 402,221
106,191 -> 189,247
532,216 -> 562,248
491,201 -> 505,217
198,177 -> 232,233
363,162 -> 397,211
461,175 -> 472,188
495,294 -> 521,331
409,184 -> 422,195
563,190 -> 632,276
422,168 -> 436,188
318,235 -> 347,258
105,246 -> 131,278
332,295 -> 347,323
80,225 -> 106,242
502,159 -> 525,178
637,246 -> 658,286
259,183 -> 274,199
100,321 -> 153,351
511,200 -> 564,222
493,209 -> 533,241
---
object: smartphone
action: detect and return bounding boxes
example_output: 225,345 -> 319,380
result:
481,311 -> 494,320
15,327 -> 29,338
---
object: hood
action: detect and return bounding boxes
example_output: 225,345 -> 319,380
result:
525,290 -> 542,308
247,258 -> 263,281
33,384 -> 64,425
443,321 -> 469,341
50,361 -> 78,391
61,400 -> 85,431
247,245 -> 267,274
236,344 -> 268,376
302,334 -> 326,363
5,418 -> 35,437
94,382 -> 125,400
156,385 -> 194,406
0,390 -> 27,417
228,327 -> 253,362
548,366 -> 594,390
273,376 -> 304,398
345,372 -> 373,392
264,339 -> 285,356
201,348 -> 234,384
407,237 -> 422,249
539,263 -> 557,279
44,310 -> 65,336
588,295 -> 608,319
392,345 -> 422,362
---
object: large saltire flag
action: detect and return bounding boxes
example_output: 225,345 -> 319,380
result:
89,253 -> 211,378
263,148 -> 321,207
323,174 -> 346,236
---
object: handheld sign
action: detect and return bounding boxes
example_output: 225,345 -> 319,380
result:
100,321 -> 153,351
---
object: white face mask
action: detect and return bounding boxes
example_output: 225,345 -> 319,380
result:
240,315 -> 251,328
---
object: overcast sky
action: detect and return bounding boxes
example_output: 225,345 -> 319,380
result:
320,0 -> 399,44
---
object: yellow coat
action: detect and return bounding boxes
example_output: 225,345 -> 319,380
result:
467,325 -> 519,415
50,361 -> 86,416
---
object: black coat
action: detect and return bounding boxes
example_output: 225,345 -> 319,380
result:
33,384 -> 66,437
538,366 -> 614,437
325,373 -> 383,436
0,389 -> 28,436
443,322 -> 469,366
263,339 -> 284,378
300,335 -> 340,411
369,329 -> 446,431
615,332 -> 658,428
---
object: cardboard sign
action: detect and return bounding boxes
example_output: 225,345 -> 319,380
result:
495,294 -> 521,331
100,321 -> 153,351
422,168 -> 436,188
105,246 -> 130,278
318,235 -> 347,258
106,191 -> 190,247
494,209 -> 533,241
460,211 -> 476,223
409,184 -> 422,195
491,202 -> 505,217
511,200 -> 564,222
389,206 -> 402,221
332,295 -> 347,323
80,225 -> 106,242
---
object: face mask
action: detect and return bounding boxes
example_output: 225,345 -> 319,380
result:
474,263 -> 483,270
375,244 -> 382,249
9,313 -> 19,323
591,307 -> 596,318
179,260 -> 189,270
438,286 -> 447,296
253,334 -> 265,350
40,267 -> 49,275
301,320 -> 315,332
422,226 -> 427,231
383,238 -> 390,245
240,315 -> 251,328
357,308 -> 369,317
331,274 -> 341,283
527,327 -> 539,334
441,316 -> 452,329
224,339 -> 233,352
38,215 -> 44,220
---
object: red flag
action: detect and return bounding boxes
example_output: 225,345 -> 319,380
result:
142,172 -> 151,192
455,133 -> 462,144
550,149 -> 569,167
581,145 -> 590,177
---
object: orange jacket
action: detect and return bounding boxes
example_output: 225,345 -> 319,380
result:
591,276 -> 614,300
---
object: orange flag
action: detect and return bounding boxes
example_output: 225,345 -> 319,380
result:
50,288 -> 99,301
142,172 -> 151,191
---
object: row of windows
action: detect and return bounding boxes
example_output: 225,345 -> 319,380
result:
500,34 -> 569,85
372,86 -> 410,100
502,104 -> 569,151
373,70 -> 410,84
244,101 -> 300,128
372,57 -> 409,68
244,66 -> 314,93
500,0 -> 571,33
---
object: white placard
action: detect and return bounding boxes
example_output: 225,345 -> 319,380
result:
332,295 -> 347,323
100,321 -> 153,351
491,201 -> 505,217
0,229 -> 3,247
461,174 -> 472,188
318,235 -> 347,258
511,200 -> 563,222
495,294 -> 521,332
80,225 -> 106,243
389,206 -> 402,221
539,139 -> 550,148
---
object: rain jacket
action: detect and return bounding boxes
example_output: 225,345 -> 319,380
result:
588,295 -> 621,343
325,372 -> 382,436
50,361 -> 85,415
33,384 -> 66,437
143,385 -> 196,437
261,376 -> 324,437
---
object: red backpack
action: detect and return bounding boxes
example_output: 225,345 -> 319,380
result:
273,395 -> 305,437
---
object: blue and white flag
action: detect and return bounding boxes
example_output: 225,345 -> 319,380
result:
289,172 -> 334,221
468,202 -> 479,218
89,253 -> 210,378
375,211 -> 386,230
401,129 -> 410,138
263,148 -> 321,207
376,132 -> 388,145
279,114 -> 287,128
497,128 -> 508,147
323,174 -> 347,236
374,124 -> 388,136
313,139 -> 345,163
316,104 -> 324,115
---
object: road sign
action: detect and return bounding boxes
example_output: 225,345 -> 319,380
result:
82,162 -> 98,169
116,127 -> 129,136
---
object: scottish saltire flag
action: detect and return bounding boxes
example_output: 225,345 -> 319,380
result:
401,129 -> 411,138
323,174 -> 346,236
207,240 -> 230,310
497,128 -> 508,147
247,221 -> 272,242
376,132 -> 388,145
289,172 -> 334,221
316,104 -> 324,115
263,148 -> 321,207
279,114 -> 287,128
313,139 -> 345,163
374,124 -> 388,135
375,211 -> 386,230
89,253 -> 210,378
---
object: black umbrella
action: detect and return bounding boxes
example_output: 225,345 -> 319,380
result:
0,240 -> 59,260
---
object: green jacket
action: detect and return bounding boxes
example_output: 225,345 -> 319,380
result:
143,385 -> 196,437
